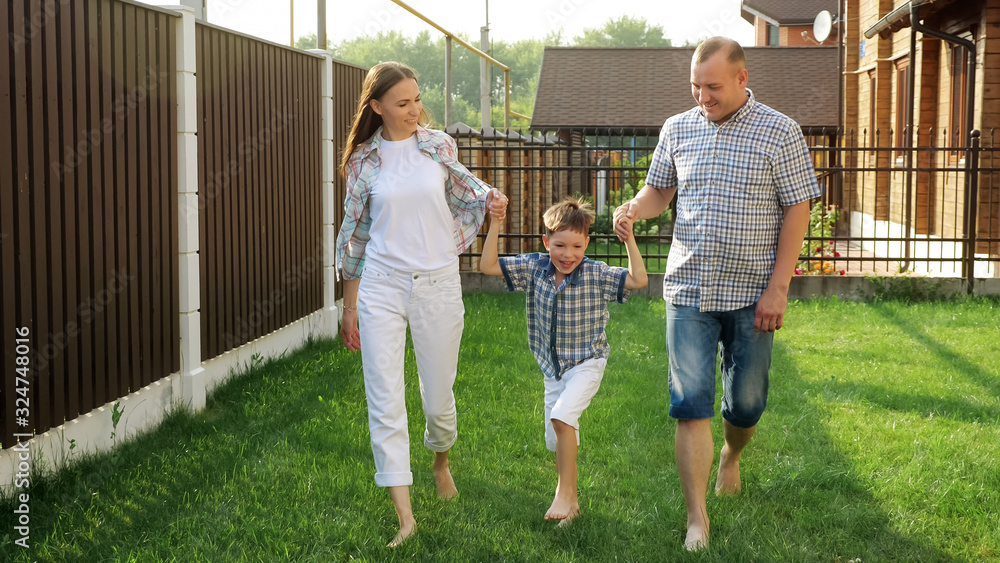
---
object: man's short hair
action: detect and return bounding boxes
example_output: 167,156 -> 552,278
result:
693,36 -> 746,67
543,197 -> 595,235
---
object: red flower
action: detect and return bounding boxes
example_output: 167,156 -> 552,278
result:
839,270 -> 846,275
816,246 -> 823,253
834,252 -> 841,257
795,268 -> 802,275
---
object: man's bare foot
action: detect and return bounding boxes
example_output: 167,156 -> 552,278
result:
715,444 -> 742,496
684,522 -> 709,551
433,454 -> 458,499
387,517 -> 416,548
544,494 -> 580,522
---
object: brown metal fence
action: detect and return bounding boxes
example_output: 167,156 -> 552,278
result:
1,0 -> 180,447
448,127 -> 999,283
195,23 -> 325,360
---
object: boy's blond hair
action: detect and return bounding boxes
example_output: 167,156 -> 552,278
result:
543,197 -> 595,235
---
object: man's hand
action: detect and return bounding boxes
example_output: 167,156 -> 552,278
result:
613,200 -> 639,242
753,286 -> 787,333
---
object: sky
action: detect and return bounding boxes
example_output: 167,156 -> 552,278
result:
138,0 -> 755,48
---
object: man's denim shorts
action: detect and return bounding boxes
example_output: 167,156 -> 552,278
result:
665,303 -> 774,428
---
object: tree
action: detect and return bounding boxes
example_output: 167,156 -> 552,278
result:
573,16 -> 672,47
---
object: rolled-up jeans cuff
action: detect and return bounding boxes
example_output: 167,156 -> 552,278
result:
374,471 -> 413,488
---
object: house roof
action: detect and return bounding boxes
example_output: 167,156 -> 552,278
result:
741,0 -> 838,26
530,47 -> 839,132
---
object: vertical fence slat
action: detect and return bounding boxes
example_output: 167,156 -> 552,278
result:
148,11 -> 163,381
29,0 -> 52,433
135,6 -> 152,386
56,0 -> 78,422
1,0 -> 16,446
69,0 -> 89,420
248,41 -> 260,342
234,36 -> 247,348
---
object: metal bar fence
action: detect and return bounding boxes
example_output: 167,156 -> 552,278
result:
449,127 -> 999,283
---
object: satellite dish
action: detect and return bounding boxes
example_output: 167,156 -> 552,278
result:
813,10 -> 833,42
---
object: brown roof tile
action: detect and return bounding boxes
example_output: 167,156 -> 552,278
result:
531,46 -> 839,131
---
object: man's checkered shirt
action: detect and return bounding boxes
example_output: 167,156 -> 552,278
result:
645,89 -> 820,312
499,254 -> 630,380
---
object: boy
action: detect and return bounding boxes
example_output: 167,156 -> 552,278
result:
480,197 -> 648,525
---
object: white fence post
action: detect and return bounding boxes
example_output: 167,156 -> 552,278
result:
171,5 -> 205,409
308,49 -> 340,339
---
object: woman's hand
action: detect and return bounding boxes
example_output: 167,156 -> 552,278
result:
486,188 -> 508,221
340,308 -> 361,351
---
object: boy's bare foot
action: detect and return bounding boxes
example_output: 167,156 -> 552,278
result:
433,453 -> 458,499
715,444 -> 742,496
684,522 -> 709,551
387,517 -> 416,548
544,494 -> 580,522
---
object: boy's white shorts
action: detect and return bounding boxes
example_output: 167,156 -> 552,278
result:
543,358 -> 607,452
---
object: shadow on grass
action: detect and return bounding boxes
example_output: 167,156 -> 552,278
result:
711,339 -> 960,562
871,303 -> 1000,404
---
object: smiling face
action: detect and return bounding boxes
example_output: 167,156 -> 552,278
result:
690,49 -> 749,124
543,228 -> 590,278
370,77 -> 422,141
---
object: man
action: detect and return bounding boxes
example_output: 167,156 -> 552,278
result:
613,36 -> 819,551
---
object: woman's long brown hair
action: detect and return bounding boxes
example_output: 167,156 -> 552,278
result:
339,61 -> 429,178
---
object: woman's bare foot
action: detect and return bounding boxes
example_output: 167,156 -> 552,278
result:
715,444 -> 742,496
387,516 -> 416,548
544,493 -> 580,522
684,521 -> 709,551
433,452 -> 458,499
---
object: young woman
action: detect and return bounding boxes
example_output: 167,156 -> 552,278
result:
335,61 -> 507,547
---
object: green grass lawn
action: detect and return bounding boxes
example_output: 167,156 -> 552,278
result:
3,295 -> 999,562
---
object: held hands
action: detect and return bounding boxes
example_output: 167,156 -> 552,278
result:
613,200 -> 639,242
486,188 -> 508,222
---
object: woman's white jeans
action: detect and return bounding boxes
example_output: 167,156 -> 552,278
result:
358,260 -> 465,487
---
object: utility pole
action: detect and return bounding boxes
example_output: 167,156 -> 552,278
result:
479,1 -> 490,130
318,0 -> 326,49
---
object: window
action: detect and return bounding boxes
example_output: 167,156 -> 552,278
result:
894,56 -> 910,160
949,44 -> 969,162
868,70 -> 877,157
766,23 -> 779,46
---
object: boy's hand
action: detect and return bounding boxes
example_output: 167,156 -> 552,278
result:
487,188 -> 508,221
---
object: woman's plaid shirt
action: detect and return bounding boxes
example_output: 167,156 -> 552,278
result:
645,89 -> 820,312
336,127 -> 491,280
499,254 -> 630,380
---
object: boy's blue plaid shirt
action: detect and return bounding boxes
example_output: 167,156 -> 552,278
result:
499,254 -> 630,380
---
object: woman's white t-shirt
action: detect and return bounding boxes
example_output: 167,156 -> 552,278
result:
365,134 -> 458,273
